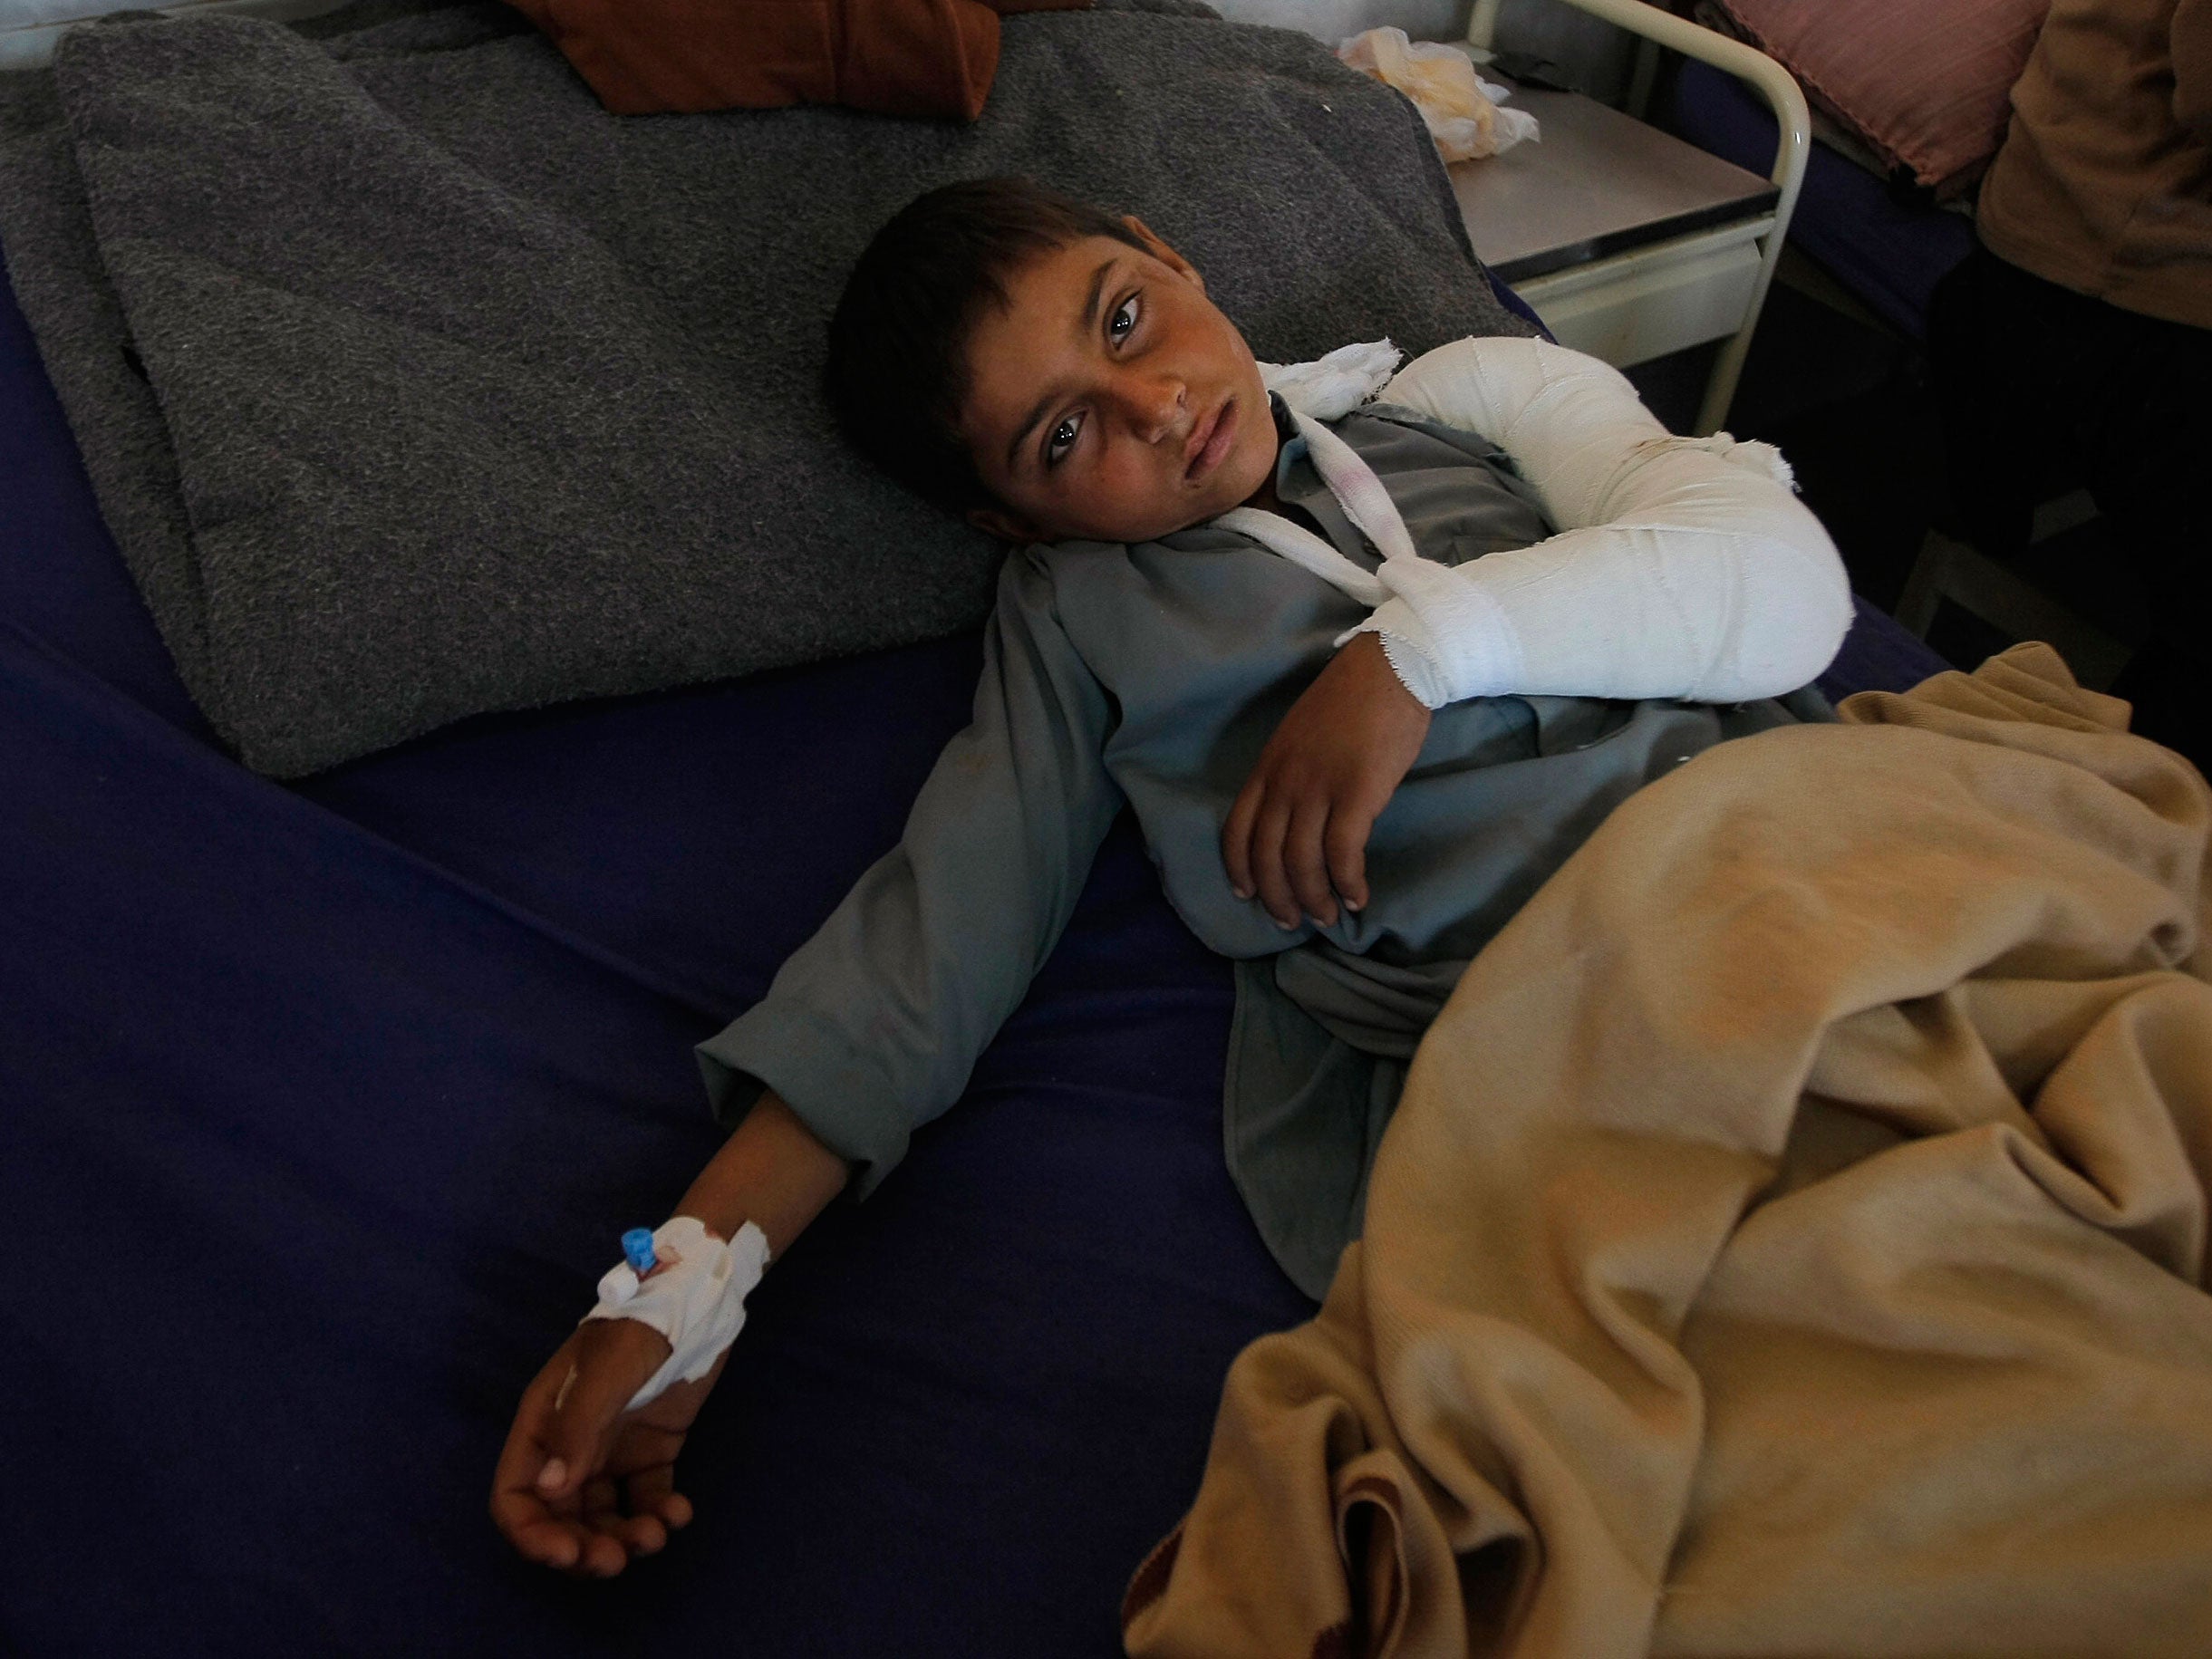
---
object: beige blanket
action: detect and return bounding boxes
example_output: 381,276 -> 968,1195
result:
1124,646 -> 2212,1659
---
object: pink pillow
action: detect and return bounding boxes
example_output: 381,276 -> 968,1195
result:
1715,0 -> 2050,191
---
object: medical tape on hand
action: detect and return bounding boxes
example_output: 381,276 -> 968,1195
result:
582,1215 -> 770,1413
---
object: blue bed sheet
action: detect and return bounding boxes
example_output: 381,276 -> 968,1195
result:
0,233 -> 1948,1654
1660,58 -> 1978,342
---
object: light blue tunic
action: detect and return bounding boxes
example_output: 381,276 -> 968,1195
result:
700,401 -> 1824,1296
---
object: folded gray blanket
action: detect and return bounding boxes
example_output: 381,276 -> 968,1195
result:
0,0 -> 1534,775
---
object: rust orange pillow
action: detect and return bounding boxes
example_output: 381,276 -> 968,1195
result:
507,0 -> 1087,121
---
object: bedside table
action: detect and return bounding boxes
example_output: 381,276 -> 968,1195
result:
1451,0 -> 1810,434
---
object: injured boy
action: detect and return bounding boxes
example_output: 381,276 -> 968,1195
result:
489,177 -> 1854,1577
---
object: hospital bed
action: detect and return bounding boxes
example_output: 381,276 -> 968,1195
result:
0,2 -> 1947,1651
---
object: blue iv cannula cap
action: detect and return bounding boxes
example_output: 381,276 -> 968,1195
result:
622,1228 -> 658,1274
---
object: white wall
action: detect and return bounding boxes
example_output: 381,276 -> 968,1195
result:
1208,0 -> 1469,45
1210,0 -> 1636,104
0,0 -> 347,69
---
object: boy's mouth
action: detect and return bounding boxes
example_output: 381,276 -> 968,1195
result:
1183,395 -> 1238,484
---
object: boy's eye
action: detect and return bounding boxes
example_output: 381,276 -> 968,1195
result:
1046,413 -> 1083,467
1108,294 -> 1138,344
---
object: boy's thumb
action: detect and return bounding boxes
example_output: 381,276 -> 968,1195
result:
535,1339 -> 655,1495
536,1384 -> 612,1498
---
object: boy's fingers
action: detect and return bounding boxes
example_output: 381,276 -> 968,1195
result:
576,1532 -> 630,1578
494,1442 -> 601,1574
571,1490 -> 667,1572
492,1428 -> 545,1523
503,1517 -> 573,1569
625,1463 -> 695,1532
537,1325 -> 671,1499
1284,798 -> 1337,926
1324,808 -> 1370,913
579,1475 -> 621,1517
1222,773 -> 1264,899
491,1485 -> 569,1562
491,1426 -> 593,1571
492,1364 -> 575,1539
492,1326 -> 702,1578
594,1511 -> 668,1558
1250,797 -> 1299,928
624,1463 -> 683,1520
530,1519 -> 597,1573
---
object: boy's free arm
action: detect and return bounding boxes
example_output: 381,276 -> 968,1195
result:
1362,336 -> 1854,707
696,546 -> 1125,1196
497,554 -> 1125,1576
490,1089 -> 846,1577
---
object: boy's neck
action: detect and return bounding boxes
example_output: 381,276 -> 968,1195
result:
1243,470 -> 1286,516
1239,392 -> 1297,518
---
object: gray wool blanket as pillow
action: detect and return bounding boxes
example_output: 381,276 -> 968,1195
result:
0,0 -> 1536,776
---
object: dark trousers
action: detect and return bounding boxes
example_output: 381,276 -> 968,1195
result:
1927,246 -> 2210,763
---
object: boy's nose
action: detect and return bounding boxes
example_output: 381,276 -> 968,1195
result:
1117,372 -> 1187,444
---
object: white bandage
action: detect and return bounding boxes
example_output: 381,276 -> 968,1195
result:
583,1215 -> 770,1413
1258,339 -> 1402,421
1237,337 -> 1850,711
1355,336 -> 1853,707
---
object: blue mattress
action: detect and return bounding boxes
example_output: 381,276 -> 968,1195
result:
1661,58 -> 1977,342
0,234 -> 1948,1654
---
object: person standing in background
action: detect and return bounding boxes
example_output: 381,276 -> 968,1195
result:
1931,0 -> 2208,765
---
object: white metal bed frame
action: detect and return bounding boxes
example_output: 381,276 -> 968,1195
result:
1467,0 -> 1810,435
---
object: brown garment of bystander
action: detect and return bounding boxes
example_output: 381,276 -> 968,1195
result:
1977,0 -> 2212,325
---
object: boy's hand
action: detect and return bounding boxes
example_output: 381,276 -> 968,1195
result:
489,1094 -> 845,1577
1223,631 -> 1431,929
490,1317 -> 723,1578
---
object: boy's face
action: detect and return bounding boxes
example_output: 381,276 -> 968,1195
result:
958,220 -> 1280,545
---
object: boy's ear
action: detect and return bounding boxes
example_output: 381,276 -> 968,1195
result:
1122,215 -> 1203,294
966,503 -> 1045,544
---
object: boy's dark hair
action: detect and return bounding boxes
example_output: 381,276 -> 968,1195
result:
826,177 -> 1151,516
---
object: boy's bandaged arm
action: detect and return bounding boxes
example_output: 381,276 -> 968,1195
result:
1357,336 -> 1854,707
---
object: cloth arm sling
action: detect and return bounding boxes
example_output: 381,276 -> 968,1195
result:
1347,335 -> 1853,709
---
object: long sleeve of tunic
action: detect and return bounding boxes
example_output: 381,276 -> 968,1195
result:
697,552 -> 1124,1195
